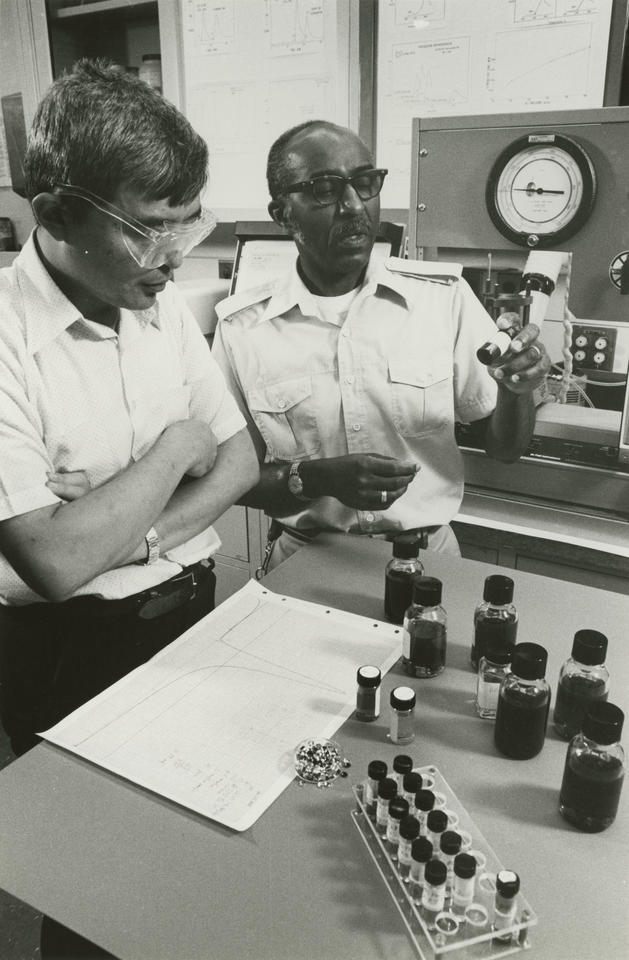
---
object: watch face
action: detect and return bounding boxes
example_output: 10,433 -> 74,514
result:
486,134 -> 596,248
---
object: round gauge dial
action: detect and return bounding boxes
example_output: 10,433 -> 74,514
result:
486,134 -> 596,248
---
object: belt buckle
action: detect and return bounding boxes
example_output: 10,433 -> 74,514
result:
137,570 -> 197,620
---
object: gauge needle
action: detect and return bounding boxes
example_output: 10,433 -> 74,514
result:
513,187 -> 565,195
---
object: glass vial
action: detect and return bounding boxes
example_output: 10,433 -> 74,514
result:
472,575 -> 518,670
451,852 -> 477,915
426,808 -> 448,851
476,637 -> 513,720
414,788 -> 435,835
384,534 -> 423,624
389,687 -> 416,744
392,754 -> 414,790
408,836 -> 433,901
559,701 -> 625,832
402,576 -> 447,679
138,53 -> 162,92
386,796 -> 410,857
363,759 -> 387,816
554,629 -> 610,741
397,814 -> 420,878
438,829 -> 462,892
375,777 -> 398,836
493,870 -> 520,942
421,858 -> 448,929
402,770 -> 423,809
355,665 -> 381,722
494,642 -> 550,759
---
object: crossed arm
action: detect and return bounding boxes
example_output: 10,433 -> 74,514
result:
0,423 -> 259,602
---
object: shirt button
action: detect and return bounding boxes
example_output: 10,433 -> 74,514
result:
277,398 -> 286,409
366,513 -> 375,523
346,375 -> 355,384
352,423 -> 361,432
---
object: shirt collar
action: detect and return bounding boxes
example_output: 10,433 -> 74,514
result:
258,251 -> 410,325
15,231 -> 161,355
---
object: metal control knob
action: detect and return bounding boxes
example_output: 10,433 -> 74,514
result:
593,352 -> 605,365
575,335 -> 588,348
574,350 -> 586,362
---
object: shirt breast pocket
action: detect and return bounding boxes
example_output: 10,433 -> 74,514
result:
389,359 -> 452,438
247,376 -> 320,461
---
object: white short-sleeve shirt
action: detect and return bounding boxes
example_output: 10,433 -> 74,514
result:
0,233 -> 246,604
213,254 -> 498,535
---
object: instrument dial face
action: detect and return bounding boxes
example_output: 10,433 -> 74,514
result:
486,134 -> 596,247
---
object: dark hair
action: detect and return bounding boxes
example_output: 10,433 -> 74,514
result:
266,119 -> 371,200
24,58 -> 208,204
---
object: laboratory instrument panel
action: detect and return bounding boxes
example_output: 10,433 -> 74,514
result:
408,107 -> 629,475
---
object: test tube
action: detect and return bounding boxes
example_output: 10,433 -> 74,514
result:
375,777 -> 397,836
363,759 -> 387,816
385,796 -> 409,858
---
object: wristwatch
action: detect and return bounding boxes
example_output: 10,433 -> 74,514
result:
142,526 -> 160,565
287,462 -> 311,502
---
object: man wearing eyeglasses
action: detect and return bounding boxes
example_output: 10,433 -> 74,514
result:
0,58 -> 259,781
213,120 -> 549,571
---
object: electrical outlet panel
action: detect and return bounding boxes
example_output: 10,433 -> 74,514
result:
570,324 -> 617,372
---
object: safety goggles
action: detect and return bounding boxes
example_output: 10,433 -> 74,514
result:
281,168 -> 388,207
52,184 -> 217,268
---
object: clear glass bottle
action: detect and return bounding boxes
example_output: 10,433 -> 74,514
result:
375,777 -> 398,836
493,870 -> 520,942
421,858 -> 448,928
363,759 -> 387,816
389,687 -> 416,744
402,576 -> 447,679
426,808 -> 448,851
476,637 -> 513,720
554,629 -> 610,740
451,852 -> 477,915
386,796 -> 410,857
397,814 -> 420,879
392,754 -> 414,790
408,836 -> 433,901
384,534 -> 423,624
494,643 -> 550,759
138,53 -> 162,92
355,665 -> 381,722
559,701 -> 625,832
472,575 -> 518,670
438,829 -> 462,892
402,770 -> 423,810
414,788 -> 435,835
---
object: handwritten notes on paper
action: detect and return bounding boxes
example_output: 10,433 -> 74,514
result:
42,581 -> 402,831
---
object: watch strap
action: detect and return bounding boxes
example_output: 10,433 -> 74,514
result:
143,526 -> 160,565
288,461 -> 312,502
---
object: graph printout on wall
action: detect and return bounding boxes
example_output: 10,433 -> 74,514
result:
180,0 -> 351,216
376,0 -> 614,209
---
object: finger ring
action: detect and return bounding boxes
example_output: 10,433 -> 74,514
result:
530,344 -> 542,360
380,490 -> 387,505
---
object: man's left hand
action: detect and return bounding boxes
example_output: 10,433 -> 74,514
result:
487,322 -> 551,394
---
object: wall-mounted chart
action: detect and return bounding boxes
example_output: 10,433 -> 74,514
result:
181,0 -> 351,217
376,0 -> 614,209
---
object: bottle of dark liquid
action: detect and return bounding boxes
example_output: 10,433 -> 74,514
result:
472,575 -> 518,670
559,701 -> 625,832
402,576 -> 447,678
494,642 -> 550,759
554,629 -> 610,740
384,534 -> 423,624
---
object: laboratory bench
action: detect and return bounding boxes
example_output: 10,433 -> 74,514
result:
0,533 -> 627,960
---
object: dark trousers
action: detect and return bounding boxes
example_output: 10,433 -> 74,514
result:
0,560 -> 216,959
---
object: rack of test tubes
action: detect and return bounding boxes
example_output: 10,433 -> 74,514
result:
351,765 -> 537,959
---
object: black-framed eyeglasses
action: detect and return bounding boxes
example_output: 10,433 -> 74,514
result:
281,168 -> 388,207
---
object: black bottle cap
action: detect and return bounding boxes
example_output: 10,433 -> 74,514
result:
377,777 -> 397,800
454,852 -> 477,879
426,809 -> 448,833
483,574 -> 514,605
439,830 -> 462,855
389,797 -> 410,821
414,788 -> 436,812
424,858 -> 447,886
412,575 -> 442,606
390,687 -> 416,711
393,754 -> 414,775
399,814 -> 420,841
357,665 -> 382,687
496,870 -> 520,899
403,771 -> 423,794
392,534 -> 421,559
367,760 -> 388,781
571,629 -> 608,666
582,701 -> 624,744
511,642 -> 548,680
411,837 -> 433,863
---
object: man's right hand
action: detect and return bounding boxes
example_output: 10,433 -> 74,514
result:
164,420 -> 218,478
302,453 -> 419,510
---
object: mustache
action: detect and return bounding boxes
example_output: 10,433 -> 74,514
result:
331,218 -> 371,240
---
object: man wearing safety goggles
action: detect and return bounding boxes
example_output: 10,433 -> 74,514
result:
213,120 -> 550,572
0,62 -> 258,791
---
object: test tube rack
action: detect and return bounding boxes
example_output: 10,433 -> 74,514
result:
351,765 -> 538,959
